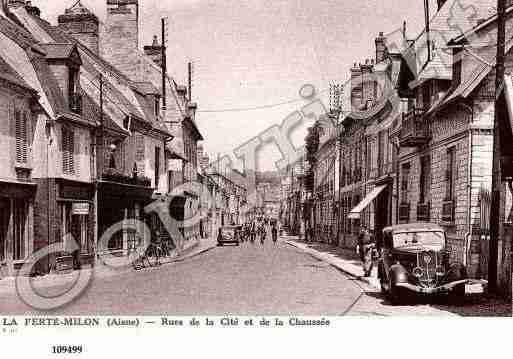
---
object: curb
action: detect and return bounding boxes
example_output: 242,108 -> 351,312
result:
0,239 -> 218,294
283,239 -> 380,290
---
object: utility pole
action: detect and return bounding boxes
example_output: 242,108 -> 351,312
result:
489,0 -> 506,293
94,73 -> 104,263
188,62 -> 193,102
423,0 -> 431,62
161,18 -> 167,110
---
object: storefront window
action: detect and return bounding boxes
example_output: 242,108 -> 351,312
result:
62,203 -> 91,254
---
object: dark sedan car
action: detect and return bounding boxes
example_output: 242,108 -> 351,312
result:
377,223 -> 487,305
217,225 -> 241,246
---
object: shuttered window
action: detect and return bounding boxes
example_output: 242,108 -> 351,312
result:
15,109 -> 28,164
62,127 -> 75,175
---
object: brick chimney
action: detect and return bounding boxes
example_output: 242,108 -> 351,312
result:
375,31 -> 386,63
25,1 -> 40,16
360,59 -> 376,105
143,35 -> 163,68
437,0 -> 447,11
57,1 -> 99,54
100,0 -> 140,78
350,62 -> 363,106
6,0 -> 25,9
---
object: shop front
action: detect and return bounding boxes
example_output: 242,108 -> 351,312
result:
97,180 -> 154,257
55,179 -> 95,271
0,180 -> 36,277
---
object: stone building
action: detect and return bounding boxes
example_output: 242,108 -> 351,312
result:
337,31 -> 404,248
97,0 -> 205,248
0,0 -> 179,274
313,114 -> 338,243
0,11 -> 41,276
394,0 -> 511,297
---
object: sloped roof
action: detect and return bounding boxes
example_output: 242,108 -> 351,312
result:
429,7 -> 513,114
39,43 -> 76,60
0,19 -> 55,118
0,53 -> 33,91
408,0 -> 496,83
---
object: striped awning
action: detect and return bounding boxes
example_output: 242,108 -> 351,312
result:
347,184 -> 388,219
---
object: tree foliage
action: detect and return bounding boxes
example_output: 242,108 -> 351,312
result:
304,122 -> 320,193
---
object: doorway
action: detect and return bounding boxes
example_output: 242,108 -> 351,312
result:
374,185 -> 391,245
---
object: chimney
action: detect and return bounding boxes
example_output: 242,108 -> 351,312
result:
188,102 -> 197,121
57,1 -> 99,54
6,0 -> 25,9
176,85 -> 188,103
25,1 -> 40,16
437,0 -> 447,11
375,31 -> 386,63
143,35 -> 163,68
350,62 -> 363,106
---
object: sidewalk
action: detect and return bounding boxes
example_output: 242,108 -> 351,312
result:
0,236 -> 218,294
282,234 -> 380,290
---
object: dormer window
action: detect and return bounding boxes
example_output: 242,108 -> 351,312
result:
154,97 -> 160,119
69,66 -> 81,114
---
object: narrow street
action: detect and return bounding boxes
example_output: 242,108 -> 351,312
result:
1,235 -> 506,316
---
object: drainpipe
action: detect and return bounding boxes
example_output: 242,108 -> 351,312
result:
455,102 -> 474,267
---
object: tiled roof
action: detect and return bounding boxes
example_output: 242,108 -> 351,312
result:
133,82 -> 160,95
0,54 -> 33,91
409,0 -> 496,82
429,7 -> 513,114
29,55 -> 66,115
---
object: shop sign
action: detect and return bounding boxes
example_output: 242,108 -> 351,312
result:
72,202 -> 90,215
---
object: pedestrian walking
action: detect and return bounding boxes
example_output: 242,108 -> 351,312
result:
271,222 -> 278,244
357,225 -> 375,277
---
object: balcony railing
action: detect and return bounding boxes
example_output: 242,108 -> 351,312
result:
70,93 -> 82,115
101,168 -> 151,187
399,109 -> 429,147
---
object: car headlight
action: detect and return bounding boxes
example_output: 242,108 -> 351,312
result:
413,267 -> 424,278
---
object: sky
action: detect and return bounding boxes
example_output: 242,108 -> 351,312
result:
32,0 -> 435,172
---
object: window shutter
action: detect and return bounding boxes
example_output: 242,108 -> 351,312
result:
15,109 -> 28,164
62,127 -> 75,175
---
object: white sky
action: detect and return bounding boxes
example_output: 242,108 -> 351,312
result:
32,0 -> 432,171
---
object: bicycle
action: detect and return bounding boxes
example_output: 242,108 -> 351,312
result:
133,242 -> 162,270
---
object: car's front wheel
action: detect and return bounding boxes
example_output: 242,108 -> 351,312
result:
448,283 -> 466,306
388,277 -> 402,306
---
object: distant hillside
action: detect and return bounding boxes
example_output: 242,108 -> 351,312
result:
255,171 -> 282,185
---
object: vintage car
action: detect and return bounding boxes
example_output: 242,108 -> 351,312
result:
377,223 -> 487,304
217,225 -> 242,246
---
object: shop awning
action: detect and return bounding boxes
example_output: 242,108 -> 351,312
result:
347,184 -> 388,219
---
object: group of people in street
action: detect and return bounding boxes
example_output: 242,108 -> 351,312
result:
242,217 -> 280,245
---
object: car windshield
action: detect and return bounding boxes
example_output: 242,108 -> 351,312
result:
393,231 -> 445,249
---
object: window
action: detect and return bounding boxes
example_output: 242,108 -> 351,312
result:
62,127 -> 75,175
419,155 -> 431,204
378,131 -> 384,175
154,97 -> 160,118
15,109 -> 28,164
366,139 -> 372,177
154,146 -> 161,189
401,163 -> 410,203
422,81 -> 431,109
446,147 -> 456,201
